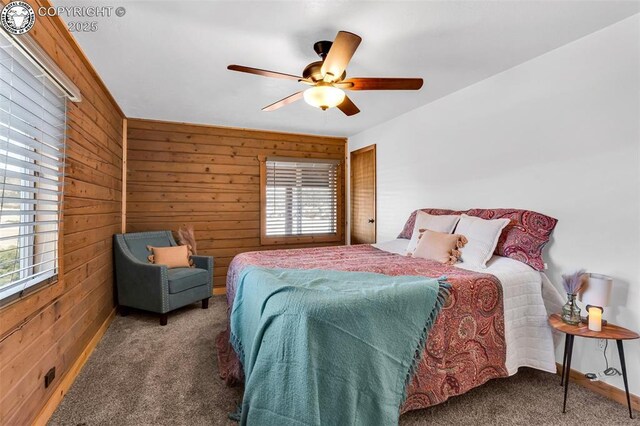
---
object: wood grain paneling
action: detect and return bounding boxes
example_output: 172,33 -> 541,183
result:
350,144 -> 376,244
126,119 -> 347,290
0,1 -> 124,424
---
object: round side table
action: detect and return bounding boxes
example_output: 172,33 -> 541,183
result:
548,313 -> 639,419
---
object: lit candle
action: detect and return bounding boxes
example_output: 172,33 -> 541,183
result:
588,306 -> 602,332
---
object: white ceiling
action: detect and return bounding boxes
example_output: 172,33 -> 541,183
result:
54,1 -> 639,137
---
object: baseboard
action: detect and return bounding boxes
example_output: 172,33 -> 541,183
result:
32,307 -> 117,426
213,287 -> 226,296
555,363 -> 640,412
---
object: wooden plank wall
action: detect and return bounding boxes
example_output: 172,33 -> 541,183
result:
126,119 -> 347,291
0,1 -> 124,424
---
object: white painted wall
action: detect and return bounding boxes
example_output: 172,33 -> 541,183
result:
349,15 -> 640,396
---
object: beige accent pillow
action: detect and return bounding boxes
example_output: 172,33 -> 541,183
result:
412,229 -> 468,265
455,214 -> 510,268
406,211 -> 461,255
147,245 -> 193,268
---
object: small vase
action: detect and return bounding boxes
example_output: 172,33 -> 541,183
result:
562,293 -> 581,325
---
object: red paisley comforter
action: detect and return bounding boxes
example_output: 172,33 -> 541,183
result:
215,244 -> 507,413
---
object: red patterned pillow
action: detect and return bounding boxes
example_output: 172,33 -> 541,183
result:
397,209 -> 462,240
398,208 -> 557,271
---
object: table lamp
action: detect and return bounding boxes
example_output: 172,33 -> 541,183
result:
578,273 -> 613,332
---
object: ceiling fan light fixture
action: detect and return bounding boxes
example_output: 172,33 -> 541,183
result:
303,85 -> 345,110
228,30 -> 423,116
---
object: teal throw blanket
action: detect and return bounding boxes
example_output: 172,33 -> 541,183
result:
230,267 -> 450,426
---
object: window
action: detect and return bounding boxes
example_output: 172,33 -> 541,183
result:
0,32 -> 66,302
260,157 -> 342,244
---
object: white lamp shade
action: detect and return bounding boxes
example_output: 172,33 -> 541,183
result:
579,273 -> 613,307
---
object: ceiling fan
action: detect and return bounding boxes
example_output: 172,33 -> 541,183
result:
227,31 -> 423,116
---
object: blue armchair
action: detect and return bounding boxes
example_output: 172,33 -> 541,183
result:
113,231 -> 214,325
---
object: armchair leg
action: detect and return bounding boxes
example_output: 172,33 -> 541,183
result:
202,298 -> 209,309
160,314 -> 168,326
120,306 -> 130,317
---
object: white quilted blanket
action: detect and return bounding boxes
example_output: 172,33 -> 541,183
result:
374,239 -> 564,375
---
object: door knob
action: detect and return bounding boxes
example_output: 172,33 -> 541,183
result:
368,219 -> 375,223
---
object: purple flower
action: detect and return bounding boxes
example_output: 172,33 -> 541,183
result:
562,269 -> 586,295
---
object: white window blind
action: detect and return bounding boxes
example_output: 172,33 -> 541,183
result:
265,158 -> 339,236
0,32 -> 66,301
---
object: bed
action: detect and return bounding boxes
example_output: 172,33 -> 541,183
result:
216,208 -> 564,414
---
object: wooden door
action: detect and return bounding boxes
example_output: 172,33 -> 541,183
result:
350,145 -> 376,244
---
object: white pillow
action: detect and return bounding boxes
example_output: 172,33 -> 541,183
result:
455,214 -> 510,268
406,211 -> 460,255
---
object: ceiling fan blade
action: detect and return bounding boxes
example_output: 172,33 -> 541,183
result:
339,77 -> 424,90
228,65 -> 302,81
321,31 -> 362,82
262,91 -> 304,112
337,96 -> 360,116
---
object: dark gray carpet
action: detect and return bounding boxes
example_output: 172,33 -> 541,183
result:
49,296 -> 636,425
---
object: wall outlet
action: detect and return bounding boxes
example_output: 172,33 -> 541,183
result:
597,339 -> 606,350
44,367 -> 55,388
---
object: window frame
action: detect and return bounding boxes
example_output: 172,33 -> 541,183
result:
0,32 -> 67,307
259,155 -> 344,246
